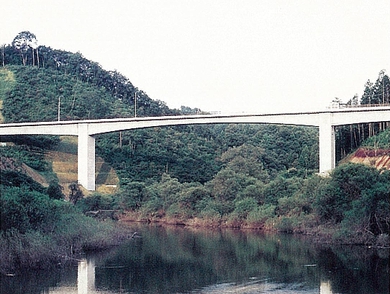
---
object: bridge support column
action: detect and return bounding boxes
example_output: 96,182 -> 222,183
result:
78,124 -> 96,190
319,113 -> 335,174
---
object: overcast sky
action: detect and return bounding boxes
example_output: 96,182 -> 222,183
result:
1,0 -> 389,113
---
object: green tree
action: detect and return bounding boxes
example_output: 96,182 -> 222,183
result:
221,143 -> 269,182
47,180 -> 64,200
12,31 -> 38,66
314,163 -> 389,232
69,182 -> 83,205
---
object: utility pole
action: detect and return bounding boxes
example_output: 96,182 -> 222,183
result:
134,92 -> 137,117
58,96 -> 61,121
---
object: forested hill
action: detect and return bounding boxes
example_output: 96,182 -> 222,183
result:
1,32 -> 199,122
1,32 -> 389,247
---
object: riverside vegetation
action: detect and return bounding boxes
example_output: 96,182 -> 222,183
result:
0,32 -> 389,273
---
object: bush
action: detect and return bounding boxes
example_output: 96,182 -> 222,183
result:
77,193 -> 113,213
233,197 -> 258,219
246,204 -> 276,227
47,180 -> 65,200
315,164 -> 390,236
276,217 -> 294,233
0,186 -> 60,233
0,170 -> 46,193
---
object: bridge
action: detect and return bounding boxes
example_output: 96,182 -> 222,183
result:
1,106 -> 389,190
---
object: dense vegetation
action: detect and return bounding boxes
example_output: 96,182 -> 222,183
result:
1,32 -> 389,271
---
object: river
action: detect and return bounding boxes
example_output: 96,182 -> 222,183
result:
1,223 -> 388,294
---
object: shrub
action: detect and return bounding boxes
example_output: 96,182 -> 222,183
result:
47,180 -> 65,200
276,217 -> 294,233
233,197 -> 258,219
77,193 -> 113,213
0,186 -> 60,233
247,204 -> 276,227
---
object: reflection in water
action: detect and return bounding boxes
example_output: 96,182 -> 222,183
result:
77,259 -> 95,294
320,280 -> 333,294
1,224 -> 388,294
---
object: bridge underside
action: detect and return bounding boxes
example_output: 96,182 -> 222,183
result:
77,123 -> 336,191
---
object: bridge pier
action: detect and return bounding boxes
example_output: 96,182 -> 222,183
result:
78,124 -> 96,190
319,113 -> 335,174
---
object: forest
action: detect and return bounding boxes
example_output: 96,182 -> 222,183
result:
0,31 -> 389,272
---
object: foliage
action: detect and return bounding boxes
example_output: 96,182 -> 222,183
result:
315,164 -> 390,236
0,145 -> 50,171
0,185 -> 60,233
68,182 -> 84,204
361,128 -> 390,149
47,180 -> 65,200
76,193 -> 113,212
0,170 -> 46,193
246,204 -> 276,227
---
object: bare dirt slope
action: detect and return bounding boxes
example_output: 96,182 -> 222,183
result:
345,148 -> 390,170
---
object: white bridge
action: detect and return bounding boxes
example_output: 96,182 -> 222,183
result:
1,107 -> 389,190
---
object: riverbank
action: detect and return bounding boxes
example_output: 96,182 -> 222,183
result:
119,211 -> 390,248
0,219 -> 133,276
1,212 -> 388,276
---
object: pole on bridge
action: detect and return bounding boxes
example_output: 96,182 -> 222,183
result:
318,113 -> 335,174
78,124 -> 96,190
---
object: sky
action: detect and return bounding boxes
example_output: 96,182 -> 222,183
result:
1,0 -> 389,113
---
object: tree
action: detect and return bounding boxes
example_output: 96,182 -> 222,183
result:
220,143 -> 269,182
1,44 -> 5,66
12,31 -> 38,66
47,180 -> 64,200
314,163 -> 388,231
69,182 -> 83,204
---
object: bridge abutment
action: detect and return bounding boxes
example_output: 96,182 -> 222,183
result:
78,124 -> 96,190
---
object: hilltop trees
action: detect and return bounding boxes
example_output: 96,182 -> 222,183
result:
361,70 -> 390,105
3,32 -> 180,118
12,31 -> 39,66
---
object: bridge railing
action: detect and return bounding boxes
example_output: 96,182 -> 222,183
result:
328,102 -> 390,109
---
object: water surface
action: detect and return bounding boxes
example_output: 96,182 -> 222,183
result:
1,223 -> 388,293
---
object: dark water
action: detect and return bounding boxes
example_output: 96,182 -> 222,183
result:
1,223 -> 389,293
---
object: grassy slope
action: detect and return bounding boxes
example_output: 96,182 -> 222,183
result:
0,68 -> 16,123
46,136 -> 119,195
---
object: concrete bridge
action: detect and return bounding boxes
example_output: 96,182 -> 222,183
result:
1,106 -> 389,190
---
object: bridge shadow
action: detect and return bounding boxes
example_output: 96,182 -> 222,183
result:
95,160 -> 118,186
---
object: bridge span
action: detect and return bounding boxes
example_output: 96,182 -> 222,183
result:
1,107 -> 389,190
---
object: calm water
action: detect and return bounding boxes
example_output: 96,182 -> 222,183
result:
1,223 -> 389,294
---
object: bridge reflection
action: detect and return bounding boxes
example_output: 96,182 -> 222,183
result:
44,258 -> 97,294
44,257 -> 336,294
